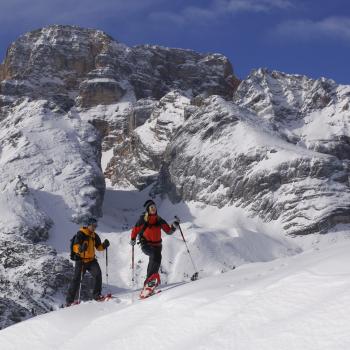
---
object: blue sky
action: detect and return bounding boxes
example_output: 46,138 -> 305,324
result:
1,0 -> 349,83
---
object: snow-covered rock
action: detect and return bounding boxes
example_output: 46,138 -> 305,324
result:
0,99 -> 105,222
163,85 -> 350,235
106,91 -> 191,188
234,69 -> 350,160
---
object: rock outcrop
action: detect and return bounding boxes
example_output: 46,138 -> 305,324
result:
160,70 -> 350,235
0,25 -> 236,111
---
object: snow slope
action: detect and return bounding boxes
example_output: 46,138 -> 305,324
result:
82,186 -> 302,291
1,237 -> 349,350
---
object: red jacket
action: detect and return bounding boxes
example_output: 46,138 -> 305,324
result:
131,213 -> 174,245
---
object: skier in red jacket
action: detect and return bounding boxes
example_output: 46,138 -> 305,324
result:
130,199 -> 179,291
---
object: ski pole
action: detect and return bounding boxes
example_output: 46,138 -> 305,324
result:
131,244 -> 136,303
77,265 -> 83,302
77,249 -> 86,303
131,245 -> 135,284
105,247 -> 109,287
174,216 -> 199,281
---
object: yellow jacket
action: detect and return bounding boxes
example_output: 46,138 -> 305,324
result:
73,227 -> 105,263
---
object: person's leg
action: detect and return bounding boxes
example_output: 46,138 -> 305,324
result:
87,260 -> 102,299
66,261 -> 85,304
141,244 -> 162,280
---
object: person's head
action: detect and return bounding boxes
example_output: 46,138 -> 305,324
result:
86,217 -> 98,231
144,199 -> 157,215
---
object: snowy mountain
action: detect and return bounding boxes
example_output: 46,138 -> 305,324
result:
0,24 -> 349,332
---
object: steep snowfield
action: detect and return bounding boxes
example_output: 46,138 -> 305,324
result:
1,235 -> 349,350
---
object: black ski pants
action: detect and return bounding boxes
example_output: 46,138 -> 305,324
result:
141,243 -> 162,280
66,259 -> 102,304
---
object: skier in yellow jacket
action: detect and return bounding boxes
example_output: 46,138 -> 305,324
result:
66,218 -> 110,305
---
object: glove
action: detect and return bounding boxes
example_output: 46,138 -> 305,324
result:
79,241 -> 88,253
172,220 -> 180,229
130,239 -> 136,246
102,239 -> 110,249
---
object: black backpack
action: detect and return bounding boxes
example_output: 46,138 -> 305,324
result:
69,234 -> 81,261
137,214 -> 161,242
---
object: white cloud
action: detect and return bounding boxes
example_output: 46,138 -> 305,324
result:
149,0 -> 294,24
273,17 -> 350,42
0,0 -> 294,29
0,0 -> 163,24
218,0 -> 293,13
149,7 -> 215,26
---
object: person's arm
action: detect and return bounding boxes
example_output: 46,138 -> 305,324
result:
95,233 -> 109,251
159,217 -> 178,235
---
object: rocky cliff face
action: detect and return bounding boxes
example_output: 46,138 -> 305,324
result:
105,91 -> 191,189
0,25 -> 237,110
162,85 -> 350,235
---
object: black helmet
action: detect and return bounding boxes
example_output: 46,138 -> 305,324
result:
86,217 -> 98,226
143,199 -> 156,212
